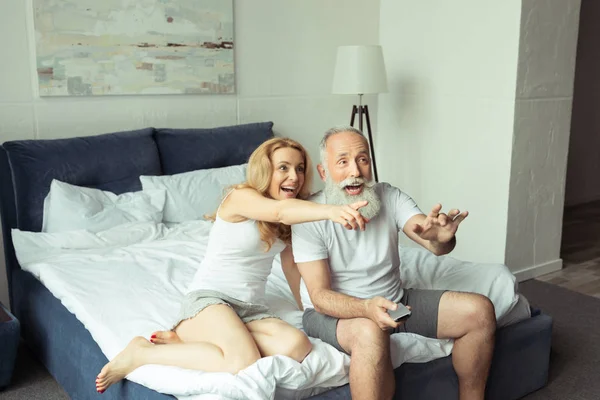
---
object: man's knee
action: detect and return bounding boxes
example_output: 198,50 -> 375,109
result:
462,293 -> 496,333
338,318 -> 389,354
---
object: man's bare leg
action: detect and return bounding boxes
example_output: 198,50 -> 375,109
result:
437,292 -> 496,400
337,318 -> 395,400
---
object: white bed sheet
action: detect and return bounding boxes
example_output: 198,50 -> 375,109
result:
12,220 -> 529,399
13,221 -> 351,400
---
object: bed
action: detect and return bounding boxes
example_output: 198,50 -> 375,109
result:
0,122 -> 553,399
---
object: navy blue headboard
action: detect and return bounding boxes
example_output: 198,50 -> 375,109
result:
0,122 -> 274,309
3,128 -> 160,233
155,122 -> 274,175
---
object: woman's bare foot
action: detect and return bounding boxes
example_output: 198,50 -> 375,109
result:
95,337 -> 152,393
150,330 -> 183,345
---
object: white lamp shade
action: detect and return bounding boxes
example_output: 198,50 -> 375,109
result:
332,45 -> 388,94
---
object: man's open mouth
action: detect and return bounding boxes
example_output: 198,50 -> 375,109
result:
344,184 -> 363,195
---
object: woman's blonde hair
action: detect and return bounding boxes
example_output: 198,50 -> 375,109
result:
207,137 -> 313,250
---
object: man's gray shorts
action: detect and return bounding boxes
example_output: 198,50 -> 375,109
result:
302,289 -> 446,353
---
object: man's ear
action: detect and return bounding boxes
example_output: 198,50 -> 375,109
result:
317,164 -> 327,182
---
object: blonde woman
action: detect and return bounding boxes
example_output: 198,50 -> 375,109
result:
96,137 -> 368,393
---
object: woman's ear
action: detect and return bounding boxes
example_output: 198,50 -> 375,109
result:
317,164 -> 327,182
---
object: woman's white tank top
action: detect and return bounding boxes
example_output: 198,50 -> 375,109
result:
186,199 -> 285,304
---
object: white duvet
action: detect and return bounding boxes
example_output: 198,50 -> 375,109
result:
12,220 -> 529,400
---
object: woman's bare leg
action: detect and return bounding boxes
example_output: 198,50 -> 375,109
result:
150,318 -> 313,362
96,305 -> 260,393
149,330 -> 182,344
246,318 -> 312,362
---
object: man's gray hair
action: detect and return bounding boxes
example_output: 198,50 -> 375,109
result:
319,125 -> 365,164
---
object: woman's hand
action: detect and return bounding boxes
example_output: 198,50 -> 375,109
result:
328,201 -> 369,231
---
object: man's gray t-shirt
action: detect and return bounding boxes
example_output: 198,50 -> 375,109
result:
292,182 -> 422,310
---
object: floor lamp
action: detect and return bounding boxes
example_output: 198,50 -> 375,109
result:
332,45 -> 388,182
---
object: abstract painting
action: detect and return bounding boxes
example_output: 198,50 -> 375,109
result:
33,0 -> 234,96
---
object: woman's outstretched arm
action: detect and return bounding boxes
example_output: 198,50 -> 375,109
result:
221,188 -> 368,230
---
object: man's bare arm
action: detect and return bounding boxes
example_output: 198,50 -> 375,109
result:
297,259 -> 365,317
297,259 -> 400,329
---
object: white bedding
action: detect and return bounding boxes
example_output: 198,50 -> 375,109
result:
12,220 -> 529,399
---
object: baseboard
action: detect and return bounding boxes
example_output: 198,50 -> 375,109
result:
513,259 -> 563,282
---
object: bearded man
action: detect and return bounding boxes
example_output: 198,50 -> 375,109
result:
292,126 -> 497,400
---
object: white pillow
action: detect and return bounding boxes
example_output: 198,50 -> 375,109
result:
140,164 -> 247,223
42,180 -> 166,233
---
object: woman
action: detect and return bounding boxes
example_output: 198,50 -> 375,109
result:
95,137 -> 368,393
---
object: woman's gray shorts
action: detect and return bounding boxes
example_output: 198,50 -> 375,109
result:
172,289 -> 279,330
302,289 -> 446,353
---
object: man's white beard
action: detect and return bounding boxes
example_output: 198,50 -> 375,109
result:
323,175 -> 382,220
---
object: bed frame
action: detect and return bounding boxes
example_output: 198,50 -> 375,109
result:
0,123 -> 553,399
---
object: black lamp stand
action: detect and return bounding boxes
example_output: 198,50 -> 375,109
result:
349,94 -> 379,182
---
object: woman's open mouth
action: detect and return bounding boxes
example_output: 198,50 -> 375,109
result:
281,186 -> 297,198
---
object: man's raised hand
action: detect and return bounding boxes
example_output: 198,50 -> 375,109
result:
412,203 -> 468,243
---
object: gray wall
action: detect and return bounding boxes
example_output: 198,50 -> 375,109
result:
505,0 -> 580,279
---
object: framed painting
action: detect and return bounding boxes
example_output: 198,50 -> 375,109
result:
33,0 -> 235,96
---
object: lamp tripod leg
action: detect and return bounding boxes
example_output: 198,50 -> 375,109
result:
364,105 -> 378,182
350,105 -> 358,127
348,104 -> 378,183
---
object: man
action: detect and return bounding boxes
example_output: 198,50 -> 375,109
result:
292,126 -> 496,400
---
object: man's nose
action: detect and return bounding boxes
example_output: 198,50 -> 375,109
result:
349,161 -> 361,178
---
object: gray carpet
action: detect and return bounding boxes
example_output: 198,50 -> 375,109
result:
520,279 -> 600,400
1,279 -> 598,399
0,342 -> 68,399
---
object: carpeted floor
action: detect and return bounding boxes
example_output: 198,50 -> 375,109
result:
520,279 -> 600,400
536,200 -> 600,299
1,279 -> 598,400
0,341 -> 68,400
